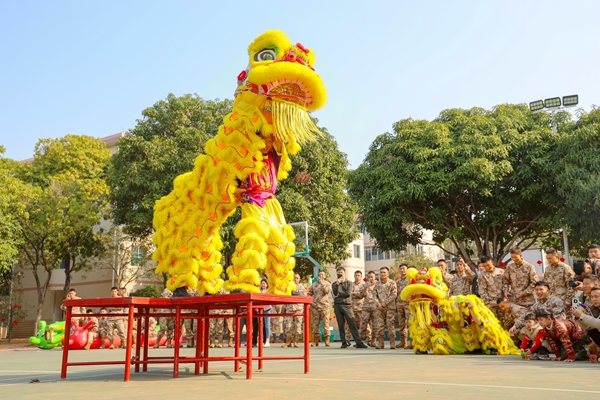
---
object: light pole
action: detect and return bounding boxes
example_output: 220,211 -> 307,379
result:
529,95 -> 579,266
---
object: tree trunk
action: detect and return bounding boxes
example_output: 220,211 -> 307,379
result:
62,253 -> 71,299
34,269 -> 52,335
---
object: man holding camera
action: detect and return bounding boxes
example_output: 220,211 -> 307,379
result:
332,267 -> 368,349
544,248 -> 575,308
572,286 -> 600,350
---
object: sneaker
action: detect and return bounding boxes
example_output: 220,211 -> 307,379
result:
538,353 -> 551,361
172,287 -> 191,297
356,342 -> 368,349
264,341 -> 270,348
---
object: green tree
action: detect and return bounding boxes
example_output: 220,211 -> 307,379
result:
28,135 -> 111,296
0,146 -> 30,289
18,180 -> 104,329
389,252 -> 436,280
349,104 -> 561,267
555,108 -> 600,252
108,94 -> 234,237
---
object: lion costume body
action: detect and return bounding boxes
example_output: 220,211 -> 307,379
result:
152,30 -> 326,295
401,267 -> 519,355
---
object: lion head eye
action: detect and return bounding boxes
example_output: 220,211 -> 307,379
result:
254,48 -> 277,62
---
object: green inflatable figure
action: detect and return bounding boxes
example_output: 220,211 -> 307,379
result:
29,320 -> 66,349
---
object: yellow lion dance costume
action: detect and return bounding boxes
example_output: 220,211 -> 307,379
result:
152,30 -> 326,295
400,267 -> 519,355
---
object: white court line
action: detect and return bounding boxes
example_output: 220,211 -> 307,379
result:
254,376 -> 600,394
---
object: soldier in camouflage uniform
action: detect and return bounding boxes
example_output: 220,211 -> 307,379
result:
181,288 -> 198,348
307,270 -> 332,347
106,286 -> 127,348
345,271 -> 368,345
283,274 -> 306,348
437,260 -> 454,294
98,308 -> 110,348
544,249 -> 576,308
588,244 -> 600,276
497,296 -> 528,342
395,264 -> 410,348
270,305 -> 284,343
511,281 -> 567,334
448,259 -> 476,297
154,288 -> 175,348
503,248 -> 539,308
374,267 -> 398,349
357,271 -> 378,347
477,257 -> 507,319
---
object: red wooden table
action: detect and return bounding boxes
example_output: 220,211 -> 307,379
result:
61,293 -> 312,381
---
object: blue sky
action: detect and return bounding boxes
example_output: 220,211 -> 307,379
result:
1,0 -> 598,168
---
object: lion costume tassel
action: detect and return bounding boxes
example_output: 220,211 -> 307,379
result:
152,30 -> 326,295
401,267 -> 519,355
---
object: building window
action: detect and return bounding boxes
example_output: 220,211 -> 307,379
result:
354,245 -> 361,259
365,247 -> 372,261
390,251 -> 396,259
378,250 -> 384,260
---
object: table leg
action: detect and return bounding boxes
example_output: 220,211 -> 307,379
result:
203,307 -> 210,374
173,305 -> 181,378
60,306 -> 72,379
135,309 -> 142,373
124,305 -> 134,382
194,306 -> 202,375
234,306 -> 240,372
143,309 -> 149,372
304,303 -> 310,374
258,307 -> 263,370
246,301 -> 253,379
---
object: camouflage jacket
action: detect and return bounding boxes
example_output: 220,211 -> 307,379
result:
498,303 -> 528,331
448,268 -> 475,297
477,268 -> 506,306
374,279 -> 397,308
356,281 -> 379,311
351,281 -> 366,311
396,276 -> 409,305
514,294 -> 566,331
307,280 -> 331,311
544,262 -> 575,305
503,260 -> 539,307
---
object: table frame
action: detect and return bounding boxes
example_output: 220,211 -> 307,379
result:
61,293 -> 312,381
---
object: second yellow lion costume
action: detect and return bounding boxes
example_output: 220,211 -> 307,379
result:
152,30 -> 326,295
401,267 -> 519,355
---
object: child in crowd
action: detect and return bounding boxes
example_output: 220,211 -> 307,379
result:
83,309 -> 99,350
519,313 -> 550,360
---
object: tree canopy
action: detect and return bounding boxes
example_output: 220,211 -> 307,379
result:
348,104 -> 564,266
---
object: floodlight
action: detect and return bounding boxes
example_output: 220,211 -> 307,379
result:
544,97 -> 561,108
562,95 -> 578,107
529,100 -> 544,112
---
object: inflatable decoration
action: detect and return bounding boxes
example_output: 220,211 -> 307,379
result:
29,320 -> 66,349
152,30 -> 327,295
400,267 -> 519,355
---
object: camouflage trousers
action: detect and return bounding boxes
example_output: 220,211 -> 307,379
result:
374,307 -> 395,338
223,309 -> 235,339
283,316 -> 303,341
360,310 -> 379,340
157,317 -> 175,341
311,308 -> 330,338
209,310 -> 224,341
395,302 -> 409,339
271,305 -> 284,336
346,308 -> 370,341
103,318 -> 126,344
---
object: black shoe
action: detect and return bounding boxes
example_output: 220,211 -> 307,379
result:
416,350 -> 428,354
356,342 -> 368,349
341,341 -> 350,348
172,287 -> 191,297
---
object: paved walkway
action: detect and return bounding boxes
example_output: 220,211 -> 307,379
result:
1,345 -> 598,399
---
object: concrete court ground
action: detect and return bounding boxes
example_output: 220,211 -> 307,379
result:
1,345 -> 599,400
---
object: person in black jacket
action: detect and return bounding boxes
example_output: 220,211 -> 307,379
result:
332,267 -> 368,348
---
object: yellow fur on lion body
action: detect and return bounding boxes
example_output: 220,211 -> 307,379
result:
152,30 -> 326,295
402,267 -> 519,355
